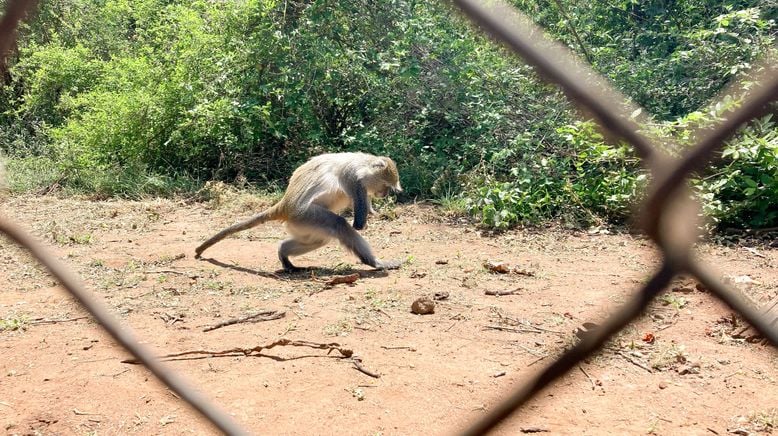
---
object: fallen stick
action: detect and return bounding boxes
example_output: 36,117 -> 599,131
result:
380,345 -> 417,351
485,288 -> 521,296
352,357 -> 380,378
146,269 -> 199,278
615,350 -> 653,373
490,310 -> 565,335
29,316 -> 89,325
122,339 -> 353,363
203,310 -> 285,332
121,339 -> 381,379
73,409 -> 100,416
484,325 -> 543,334
578,365 -> 596,390
519,322 -> 564,335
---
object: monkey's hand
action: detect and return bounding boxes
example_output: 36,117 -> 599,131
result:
374,259 -> 401,270
353,220 -> 367,231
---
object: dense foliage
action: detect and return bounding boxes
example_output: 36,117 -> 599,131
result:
0,0 -> 775,230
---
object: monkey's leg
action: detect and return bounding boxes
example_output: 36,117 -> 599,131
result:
278,238 -> 329,272
301,206 -> 401,270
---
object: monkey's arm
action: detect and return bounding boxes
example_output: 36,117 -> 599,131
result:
351,184 -> 370,231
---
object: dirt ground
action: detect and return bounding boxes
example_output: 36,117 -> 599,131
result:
0,192 -> 776,435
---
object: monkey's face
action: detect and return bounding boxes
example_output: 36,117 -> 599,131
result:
368,156 -> 402,198
372,180 -> 402,198
380,177 -> 403,198
375,186 -> 390,198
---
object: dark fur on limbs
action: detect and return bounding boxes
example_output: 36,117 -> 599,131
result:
195,152 -> 403,272
350,183 -> 369,231
280,205 -> 399,272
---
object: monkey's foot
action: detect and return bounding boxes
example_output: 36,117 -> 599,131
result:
279,259 -> 308,274
374,259 -> 402,270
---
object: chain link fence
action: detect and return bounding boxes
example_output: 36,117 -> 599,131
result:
1,0 -> 776,434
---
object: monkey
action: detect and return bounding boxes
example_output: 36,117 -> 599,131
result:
195,152 -> 403,272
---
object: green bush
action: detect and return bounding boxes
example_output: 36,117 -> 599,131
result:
4,156 -> 61,193
466,121 -> 646,229
693,114 -> 778,230
0,0 -> 774,230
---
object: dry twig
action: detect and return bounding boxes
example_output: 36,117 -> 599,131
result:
122,338 -> 382,379
29,316 -> 88,325
121,339 -> 353,363
615,350 -> 653,373
484,325 -> 543,334
146,269 -> 199,278
380,345 -> 417,351
352,356 -> 380,378
202,310 -> 285,332
73,409 -> 100,416
578,365 -> 596,390
485,288 -> 521,296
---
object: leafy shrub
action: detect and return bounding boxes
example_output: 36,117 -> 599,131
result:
466,121 -> 646,229
0,0 -> 774,231
4,156 -> 61,193
693,114 -> 778,230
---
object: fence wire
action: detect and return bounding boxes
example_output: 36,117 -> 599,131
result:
0,2 -> 249,434
1,1 -> 776,435
450,0 -> 778,434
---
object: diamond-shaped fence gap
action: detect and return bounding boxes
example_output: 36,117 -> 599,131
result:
0,4 -> 249,433
0,218 -> 250,435
448,0 -> 778,433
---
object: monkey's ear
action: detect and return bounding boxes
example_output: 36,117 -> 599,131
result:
371,158 -> 388,169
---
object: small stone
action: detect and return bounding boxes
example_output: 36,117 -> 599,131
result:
433,291 -> 449,301
677,362 -> 701,375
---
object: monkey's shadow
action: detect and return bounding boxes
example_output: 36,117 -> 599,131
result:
198,257 -> 389,281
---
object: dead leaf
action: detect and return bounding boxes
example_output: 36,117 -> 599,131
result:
484,260 -> 512,274
325,273 -> 359,287
483,260 -> 536,276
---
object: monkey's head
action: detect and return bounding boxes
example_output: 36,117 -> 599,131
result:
367,156 -> 402,198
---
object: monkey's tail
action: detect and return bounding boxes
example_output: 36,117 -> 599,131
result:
194,206 -> 279,258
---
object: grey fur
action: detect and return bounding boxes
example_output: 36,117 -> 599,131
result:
195,153 -> 402,272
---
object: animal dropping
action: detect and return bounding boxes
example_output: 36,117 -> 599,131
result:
195,152 -> 403,272
411,297 -> 435,315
